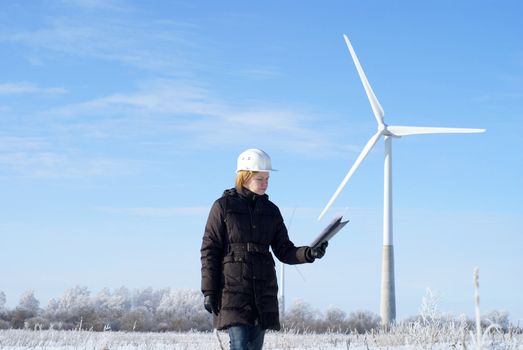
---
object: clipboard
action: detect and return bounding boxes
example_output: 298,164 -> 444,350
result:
310,215 -> 349,248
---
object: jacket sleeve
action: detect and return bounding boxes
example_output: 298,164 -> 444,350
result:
200,199 -> 226,296
270,207 -> 313,264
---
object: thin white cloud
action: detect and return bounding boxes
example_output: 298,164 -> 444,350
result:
1,3 -> 281,82
49,80 -> 226,118
0,151 -> 139,178
472,91 -> 523,103
235,67 -> 282,80
0,136 -> 49,151
42,79 -> 357,157
3,15 -> 198,74
0,136 -> 140,178
0,82 -> 67,95
59,0 -> 127,11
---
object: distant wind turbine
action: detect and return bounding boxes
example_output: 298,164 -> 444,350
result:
319,34 -> 485,325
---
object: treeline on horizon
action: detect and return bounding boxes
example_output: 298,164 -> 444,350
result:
0,287 -> 516,333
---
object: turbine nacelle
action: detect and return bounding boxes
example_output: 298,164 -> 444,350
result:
379,124 -> 399,138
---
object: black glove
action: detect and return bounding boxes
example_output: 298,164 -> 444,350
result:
308,241 -> 328,260
204,294 -> 220,315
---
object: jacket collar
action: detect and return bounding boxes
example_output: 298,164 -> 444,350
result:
223,187 -> 268,202
238,187 -> 261,202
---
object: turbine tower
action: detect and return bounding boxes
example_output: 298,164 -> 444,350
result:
279,262 -> 285,317
319,35 -> 485,325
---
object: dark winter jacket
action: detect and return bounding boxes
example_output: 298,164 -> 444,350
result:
200,187 -> 313,330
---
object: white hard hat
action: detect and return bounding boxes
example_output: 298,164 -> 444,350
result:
236,148 -> 277,173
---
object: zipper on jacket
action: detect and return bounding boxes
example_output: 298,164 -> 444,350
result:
247,199 -> 264,326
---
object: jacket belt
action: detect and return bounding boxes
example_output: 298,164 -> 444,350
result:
229,242 -> 269,254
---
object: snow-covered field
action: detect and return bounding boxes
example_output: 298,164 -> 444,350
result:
0,329 -> 521,350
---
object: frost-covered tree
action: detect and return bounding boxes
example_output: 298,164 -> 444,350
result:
282,299 -> 319,333
113,287 -> 132,312
131,287 -> 153,311
120,306 -> 154,331
18,290 -> 40,313
0,291 -> 8,329
156,288 -> 211,331
94,288 -> 115,329
483,310 -> 510,332
346,310 -> 380,333
45,286 -> 96,330
93,286 -> 132,330
0,286 -> 397,333
11,290 -> 40,328
419,288 -> 441,325
0,291 -> 6,315
131,287 -> 165,314
323,306 -> 348,332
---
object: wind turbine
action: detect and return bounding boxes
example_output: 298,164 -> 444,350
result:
318,34 -> 485,325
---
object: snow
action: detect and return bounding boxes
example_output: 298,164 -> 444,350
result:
0,329 -> 521,350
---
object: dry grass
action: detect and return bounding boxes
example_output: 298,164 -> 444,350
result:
0,328 -> 521,350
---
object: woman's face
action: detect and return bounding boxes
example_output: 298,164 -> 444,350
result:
244,172 -> 270,195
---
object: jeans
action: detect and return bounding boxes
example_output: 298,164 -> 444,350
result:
228,324 -> 265,350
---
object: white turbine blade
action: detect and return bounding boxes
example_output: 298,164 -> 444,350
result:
318,131 -> 382,220
387,125 -> 486,137
343,34 -> 385,126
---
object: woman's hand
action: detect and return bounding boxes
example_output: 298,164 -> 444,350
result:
307,241 -> 328,261
204,294 -> 220,315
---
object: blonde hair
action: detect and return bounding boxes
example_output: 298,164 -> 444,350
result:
235,170 -> 258,190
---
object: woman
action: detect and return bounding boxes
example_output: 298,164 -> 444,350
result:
200,148 -> 328,350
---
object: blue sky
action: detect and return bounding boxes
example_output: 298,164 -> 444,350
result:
1,0 -> 522,322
